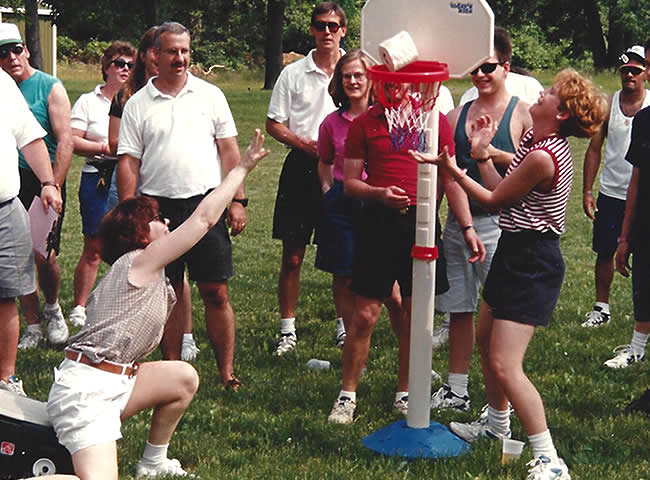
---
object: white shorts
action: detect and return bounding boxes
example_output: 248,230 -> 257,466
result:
46,358 -> 136,455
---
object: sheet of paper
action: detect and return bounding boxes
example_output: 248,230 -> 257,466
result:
28,197 -> 59,259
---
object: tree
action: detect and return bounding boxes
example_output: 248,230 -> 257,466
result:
24,0 -> 42,69
264,0 -> 286,89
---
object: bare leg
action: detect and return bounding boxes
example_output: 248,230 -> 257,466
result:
475,302 -> 509,411
278,242 -> 306,318
18,252 -> 63,327
332,275 -> 354,331
595,252 -> 615,304
72,442 -> 118,480
160,279 -> 186,360
18,290 -> 40,327
385,282 -> 403,336
198,281 -> 237,386
448,311 -> 474,374
72,236 -> 102,308
0,298 -> 19,380
635,321 -> 650,335
396,297 -> 412,393
181,275 -> 193,335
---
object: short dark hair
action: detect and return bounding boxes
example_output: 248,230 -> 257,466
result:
494,26 -> 512,64
99,197 -> 159,265
311,2 -> 346,28
329,49 -> 374,109
154,21 -> 190,48
101,40 -> 136,81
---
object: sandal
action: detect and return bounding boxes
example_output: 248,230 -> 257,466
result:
223,373 -> 242,391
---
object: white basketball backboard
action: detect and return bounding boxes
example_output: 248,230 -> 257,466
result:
361,0 -> 494,79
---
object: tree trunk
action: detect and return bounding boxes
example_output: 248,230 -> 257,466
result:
24,0 -> 43,70
582,0 -> 607,69
144,0 -> 160,27
264,0 -> 286,90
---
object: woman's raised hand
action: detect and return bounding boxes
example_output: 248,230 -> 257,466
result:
408,145 -> 456,171
242,129 -> 270,171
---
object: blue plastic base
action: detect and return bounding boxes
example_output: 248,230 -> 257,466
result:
362,420 -> 470,459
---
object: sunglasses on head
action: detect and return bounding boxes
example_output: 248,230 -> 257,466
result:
620,66 -> 644,76
470,62 -> 504,76
112,58 -> 134,70
0,44 -> 24,59
312,21 -> 341,33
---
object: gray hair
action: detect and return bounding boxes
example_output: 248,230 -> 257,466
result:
154,22 -> 190,48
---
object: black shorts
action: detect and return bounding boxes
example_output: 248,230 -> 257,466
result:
350,204 -> 448,299
592,193 -> 625,256
483,230 -> 564,327
632,248 -> 649,323
272,149 -> 321,246
149,193 -> 234,284
18,167 -> 66,256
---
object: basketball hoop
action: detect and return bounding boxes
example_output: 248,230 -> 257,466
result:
368,61 -> 449,152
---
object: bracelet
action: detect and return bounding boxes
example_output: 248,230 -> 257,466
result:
617,236 -> 628,244
41,180 -> 59,190
461,225 -> 475,233
475,157 -> 490,164
583,190 -> 593,195
231,197 -> 249,207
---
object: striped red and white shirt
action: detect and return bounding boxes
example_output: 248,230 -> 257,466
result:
499,129 -> 573,235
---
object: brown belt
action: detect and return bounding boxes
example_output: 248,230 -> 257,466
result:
65,349 -> 139,377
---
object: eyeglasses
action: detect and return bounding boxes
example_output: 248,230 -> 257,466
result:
150,213 -> 168,224
112,58 -> 135,70
470,62 -> 504,76
620,66 -> 645,76
342,72 -> 366,82
0,44 -> 24,59
312,21 -> 341,33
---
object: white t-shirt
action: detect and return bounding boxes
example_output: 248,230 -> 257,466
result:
600,89 -> 650,200
267,49 -> 343,141
1,69 -> 46,202
118,73 -> 238,199
70,84 -> 113,173
459,72 -> 544,106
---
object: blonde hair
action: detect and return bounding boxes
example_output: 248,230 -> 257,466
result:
553,69 -> 608,138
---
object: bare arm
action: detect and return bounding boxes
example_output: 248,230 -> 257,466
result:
615,166 -> 638,277
318,161 -> 334,194
265,117 -> 317,157
582,122 -> 606,220
129,131 -> 269,285
108,115 -> 120,156
343,157 -> 409,209
117,153 -> 140,201
47,83 -> 73,185
217,136 -> 247,236
72,128 -> 111,157
21,138 -> 62,212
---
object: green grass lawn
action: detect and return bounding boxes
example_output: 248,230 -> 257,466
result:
15,63 -> 650,479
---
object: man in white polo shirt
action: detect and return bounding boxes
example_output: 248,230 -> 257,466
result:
0,68 -> 62,396
266,2 -> 346,355
117,21 -> 246,390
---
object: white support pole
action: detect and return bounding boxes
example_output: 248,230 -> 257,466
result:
406,102 -> 439,428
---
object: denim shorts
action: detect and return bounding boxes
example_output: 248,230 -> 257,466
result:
78,171 -> 109,236
592,193 -> 625,256
0,198 -> 35,298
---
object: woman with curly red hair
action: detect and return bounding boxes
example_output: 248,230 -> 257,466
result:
411,69 -> 607,480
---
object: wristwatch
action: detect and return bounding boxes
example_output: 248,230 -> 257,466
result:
232,198 -> 249,207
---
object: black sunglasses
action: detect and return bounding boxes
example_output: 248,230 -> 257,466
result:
0,44 -> 24,59
620,66 -> 644,76
470,62 -> 504,76
312,21 -> 341,33
150,213 -> 167,224
112,58 -> 135,70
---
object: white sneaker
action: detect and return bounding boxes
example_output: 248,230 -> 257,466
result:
432,315 -> 450,349
135,457 -> 193,478
328,396 -> 356,424
431,384 -> 470,411
273,331 -> 297,356
450,415 -> 511,443
582,307 -> 610,327
336,331 -> 346,349
18,329 -> 43,349
45,305 -> 68,345
181,336 -> 200,362
68,305 -> 87,327
0,375 -> 26,396
393,394 -> 409,416
526,455 -> 571,480
603,344 -> 645,369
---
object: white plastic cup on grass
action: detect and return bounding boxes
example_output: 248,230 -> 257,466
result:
501,439 -> 525,465
306,359 -> 330,371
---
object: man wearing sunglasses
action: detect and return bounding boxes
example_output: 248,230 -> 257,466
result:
266,2 -> 346,356
583,46 -> 650,357
0,23 -> 73,351
431,29 -> 532,416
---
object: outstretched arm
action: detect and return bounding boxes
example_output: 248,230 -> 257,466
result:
615,166 -> 638,277
582,124 -> 605,220
265,117 -> 317,157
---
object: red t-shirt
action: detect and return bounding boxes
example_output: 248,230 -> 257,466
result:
344,104 -> 455,203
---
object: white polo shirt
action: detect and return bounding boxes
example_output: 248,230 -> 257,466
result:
1,69 -> 46,202
118,73 -> 238,199
71,84 -> 113,173
459,72 -> 544,106
267,49 -> 343,141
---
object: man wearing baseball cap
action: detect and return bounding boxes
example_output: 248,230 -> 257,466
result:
0,23 -> 73,349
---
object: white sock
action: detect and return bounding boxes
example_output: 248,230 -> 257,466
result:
339,390 -> 356,402
447,373 -> 469,397
631,329 -> 649,355
141,441 -> 169,464
594,301 -> 610,314
528,429 -> 558,463
27,324 -> 41,334
182,333 -> 194,343
395,391 -> 408,402
487,406 -> 510,435
336,317 -> 345,335
280,317 -> 296,334
44,301 -> 60,313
